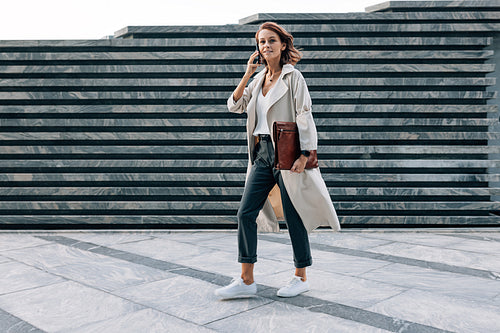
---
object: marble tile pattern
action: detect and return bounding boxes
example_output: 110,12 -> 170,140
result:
70,308 -> 215,333
0,50 -> 493,62
366,1 -> 500,13
0,76 -> 495,88
0,2 -> 500,228
0,281 -> 144,332
112,22 -> 500,37
366,288 -> 500,333
1,116 -> 496,127
0,261 -> 65,295
239,11 -> 500,25
0,230 -> 498,332
206,301 -> 392,333
0,37 -> 493,49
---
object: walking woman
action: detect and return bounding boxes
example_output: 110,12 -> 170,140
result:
215,22 -> 340,299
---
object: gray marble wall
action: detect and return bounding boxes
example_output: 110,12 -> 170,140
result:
0,0 -> 499,227
487,33 -> 500,203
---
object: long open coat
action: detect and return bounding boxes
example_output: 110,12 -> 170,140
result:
227,64 -> 340,233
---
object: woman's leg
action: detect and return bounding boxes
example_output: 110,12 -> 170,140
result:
215,156 -> 275,298
241,263 -> 255,284
237,140 -> 277,281
275,179 -> 311,297
237,163 -> 276,267
295,267 -> 307,281
277,173 -> 313,269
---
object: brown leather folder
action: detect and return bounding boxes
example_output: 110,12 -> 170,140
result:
272,121 -> 318,170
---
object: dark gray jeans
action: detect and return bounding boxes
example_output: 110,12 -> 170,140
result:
237,135 -> 312,268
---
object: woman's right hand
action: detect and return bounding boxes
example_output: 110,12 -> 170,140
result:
232,51 -> 262,103
245,51 -> 262,77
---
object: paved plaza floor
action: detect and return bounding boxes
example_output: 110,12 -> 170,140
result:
0,228 -> 499,332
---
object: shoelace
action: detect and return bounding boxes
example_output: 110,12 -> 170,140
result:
285,276 -> 303,288
230,277 -> 249,287
231,277 -> 243,285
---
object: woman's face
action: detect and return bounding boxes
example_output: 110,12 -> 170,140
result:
257,29 -> 286,64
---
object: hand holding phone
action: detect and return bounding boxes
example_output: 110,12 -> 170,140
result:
253,43 -> 261,64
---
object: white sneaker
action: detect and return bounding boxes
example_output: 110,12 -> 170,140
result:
215,278 -> 257,299
277,276 -> 310,297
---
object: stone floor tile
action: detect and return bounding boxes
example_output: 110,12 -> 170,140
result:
189,234 -> 238,250
358,232 -> 464,248
258,268 -> 407,309
367,288 -> 500,333
0,281 -> 143,332
311,249 -> 392,276
460,232 -> 500,241
194,235 -> 300,267
367,242 -> 500,273
0,230 -> 497,333
1,243 -> 124,270
206,301 -> 391,333
114,275 -> 272,325
155,231 -> 233,244
109,238 -> 218,262
258,231 -> 290,239
360,263 -> 500,305
308,232 -> 393,250
0,255 -> 10,264
494,294 -> 500,306
67,308 -> 215,333
173,248 -> 291,281
0,308 -> 43,333
49,258 -> 175,292
443,238 -> 500,254
258,240 -> 297,261
0,235 -> 51,252
0,261 -> 65,296
62,232 -> 155,246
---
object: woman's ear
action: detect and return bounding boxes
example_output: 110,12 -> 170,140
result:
281,43 -> 286,51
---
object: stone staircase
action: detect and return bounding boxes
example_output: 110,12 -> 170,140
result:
0,0 -> 499,228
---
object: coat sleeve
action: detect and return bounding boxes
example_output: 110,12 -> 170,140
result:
227,78 -> 256,114
293,71 -> 318,151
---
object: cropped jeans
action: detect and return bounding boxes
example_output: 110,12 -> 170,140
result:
237,135 -> 312,268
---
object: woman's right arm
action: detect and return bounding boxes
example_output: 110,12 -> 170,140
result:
227,51 -> 261,113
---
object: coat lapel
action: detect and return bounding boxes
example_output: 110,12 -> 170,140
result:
264,79 -> 287,112
247,70 -> 266,135
264,64 -> 294,113
247,64 -> 295,135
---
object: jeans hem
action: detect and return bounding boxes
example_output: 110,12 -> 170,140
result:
238,256 -> 257,264
294,258 -> 312,268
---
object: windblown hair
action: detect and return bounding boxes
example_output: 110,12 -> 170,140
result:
255,22 -> 302,67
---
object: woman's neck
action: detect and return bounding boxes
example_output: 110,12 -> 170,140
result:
266,60 -> 282,77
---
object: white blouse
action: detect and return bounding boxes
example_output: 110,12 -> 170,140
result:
252,86 -> 271,136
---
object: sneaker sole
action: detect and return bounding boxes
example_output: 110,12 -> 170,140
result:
277,289 -> 309,298
216,292 -> 257,300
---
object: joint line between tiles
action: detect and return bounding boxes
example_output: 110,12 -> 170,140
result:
0,302 -> 46,332
32,234 -> 452,333
259,234 -> 498,280
201,300 -> 275,327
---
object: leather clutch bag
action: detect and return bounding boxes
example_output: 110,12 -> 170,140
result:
272,121 -> 318,170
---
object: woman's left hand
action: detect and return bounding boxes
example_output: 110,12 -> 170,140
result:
290,155 -> 308,173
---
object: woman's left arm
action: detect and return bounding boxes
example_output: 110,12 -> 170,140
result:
290,71 -> 318,173
294,72 -> 318,151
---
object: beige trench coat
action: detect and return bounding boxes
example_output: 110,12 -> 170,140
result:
227,64 -> 340,233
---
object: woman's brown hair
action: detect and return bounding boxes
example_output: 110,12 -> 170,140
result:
255,22 -> 302,67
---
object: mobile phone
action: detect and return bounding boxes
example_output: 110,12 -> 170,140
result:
253,42 -> 261,64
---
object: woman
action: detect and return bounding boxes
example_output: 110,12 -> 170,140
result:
215,22 -> 340,299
